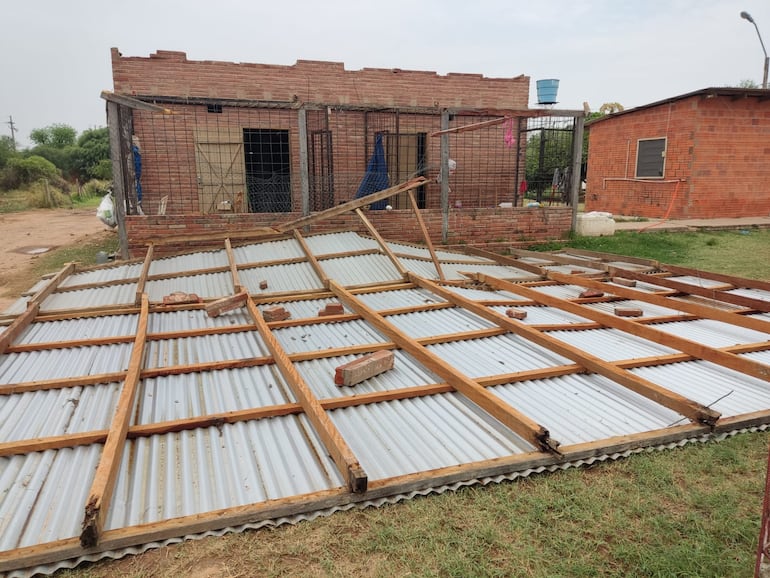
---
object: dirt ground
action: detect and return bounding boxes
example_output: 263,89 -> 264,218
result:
0,208 -> 112,312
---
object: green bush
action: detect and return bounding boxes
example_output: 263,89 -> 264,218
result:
4,155 -> 59,187
79,179 -> 111,199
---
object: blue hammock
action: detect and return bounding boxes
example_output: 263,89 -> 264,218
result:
354,133 -> 389,210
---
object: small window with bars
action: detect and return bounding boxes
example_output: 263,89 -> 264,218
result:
636,137 -> 666,178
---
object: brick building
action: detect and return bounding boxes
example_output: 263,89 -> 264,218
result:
585,88 -> 770,219
108,49 -> 576,257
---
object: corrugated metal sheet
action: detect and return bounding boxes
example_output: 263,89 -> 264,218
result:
273,320 -> 387,354
386,307 -> 496,339
59,264 -> 144,288
648,318 -> 770,348
398,257 -> 440,279
41,284 -> 137,311
17,314 -> 139,344
146,272 -> 233,301
666,275 -> 731,289
319,254 -> 403,286
438,262 -> 537,280
148,251 -> 228,276
489,304 -> 588,325
148,309 -> 252,333
441,285 -> 530,302
233,238 -> 305,263
584,299 -> 684,318
549,327 -> 678,361
302,231 -> 379,255
143,331 -> 267,369
240,262 -> 324,293
0,343 -> 134,384
543,264 -> 602,274
387,241 -> 492,262
491,373 -> 682,445
726,287 -> 770,301
355,288 -> 447,310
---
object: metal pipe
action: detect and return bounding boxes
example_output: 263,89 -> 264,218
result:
741,11 -> 769,89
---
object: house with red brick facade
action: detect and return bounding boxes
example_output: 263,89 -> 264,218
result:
585,88 -> 770,219
107,49 -> 579,257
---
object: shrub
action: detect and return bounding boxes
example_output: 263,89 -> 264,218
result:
5,155 -> 59,186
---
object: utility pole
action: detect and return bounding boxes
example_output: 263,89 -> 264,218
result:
6,116 -> 17,149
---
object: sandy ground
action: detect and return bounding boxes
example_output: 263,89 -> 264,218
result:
0,208 -> 112,312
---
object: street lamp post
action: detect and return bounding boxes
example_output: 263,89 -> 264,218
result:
741,11 -> 769,89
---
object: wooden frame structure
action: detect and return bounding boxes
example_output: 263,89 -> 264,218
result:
1,198 -> 770,575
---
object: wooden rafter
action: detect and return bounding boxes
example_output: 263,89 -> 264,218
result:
408,189 -> 445,281
408,273 -> 721,426
80,293 -> 150,548
355,208 -> 408,277
134,244 -> 154,305
478,273 -> 770,383
224,238 -> 243,292
328,279 -> 561,453
293,229 -> 329,284
244,295 -> 368,493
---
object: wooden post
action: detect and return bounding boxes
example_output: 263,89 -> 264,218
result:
106,101 -> 129,259
408,189 -> 445,280
570,114 -> 585,232
440,109 -> 450,244
80,293 -> 150,547
298,107 -> 310,221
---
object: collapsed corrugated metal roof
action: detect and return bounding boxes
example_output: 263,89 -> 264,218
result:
2,198 -> 770,576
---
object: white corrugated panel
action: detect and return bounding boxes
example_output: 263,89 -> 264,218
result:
329,393 -> 535,480
386,307 -> 496,339
528,283 -> 603,300
441,285 -> 530,302
489,304 -> 588,325
398,257 -> 439,279
273,320 -> 387,354
320,254 -> 403,286
549,328 -> 678,361
0,446 -> 103,549
631,359 -> 770,418
135,366 -> 298,424
17,314 -> 139,344
439,262 -> 537,280
606,278 -> 667,293
0,382 -> 122,442
491,373 -> 682,445
303,231 -> 379,255
294,350 -> 439,400
146,272 -> 233,301
388,241 -> 491,262
59,263 -> 143,288
240,262 -> 324,293
143,331 -> 268,369
106,417 -> 344,528
0,344 -> 134,384
41,284 -> 137,311
233,238 -> 304,263
726,287 -> 770,301
584,299 -> 685,318
543,264 -> 603,274
355,287 -> 447,311
149,250 -> 228,276
148,309 -> 252,333
649,318 -> 770,348
1,296 -> 29,316
667,275 -> 731,289
427,334 -> 572,377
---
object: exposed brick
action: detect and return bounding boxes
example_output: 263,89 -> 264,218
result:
162,291 -> 202,305
579,289 -> 604,299
334,350 -> 395,386
259,280 -> 269,290
614,307 -> 643,317
319,302 -> 345,316
505,308 -> 527,319
262,306 -> 291,322
205,291 -> 248,317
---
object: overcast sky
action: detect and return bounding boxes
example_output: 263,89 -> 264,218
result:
2,0 -> 769,147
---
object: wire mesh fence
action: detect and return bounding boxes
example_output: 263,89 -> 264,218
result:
123,100 -> 577,217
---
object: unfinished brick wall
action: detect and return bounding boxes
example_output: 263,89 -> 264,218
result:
112,49 -> 529,110
125,207 -> 572,258
585,94 -> 770,218
114,49 -> 526,216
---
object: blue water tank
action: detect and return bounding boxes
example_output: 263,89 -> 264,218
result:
536,79 -> 559,104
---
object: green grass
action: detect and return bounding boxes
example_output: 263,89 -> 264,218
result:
533,229 -> 770,280
51,227 -> 770,577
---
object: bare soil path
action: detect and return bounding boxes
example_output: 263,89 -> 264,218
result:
0,208 -> 112,312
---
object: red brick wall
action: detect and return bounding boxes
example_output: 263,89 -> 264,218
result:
112,49 -> 529,110
125,207 -> 571,258
585,95 -> 770,218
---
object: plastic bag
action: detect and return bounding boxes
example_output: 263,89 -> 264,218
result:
97,194 -> 117,228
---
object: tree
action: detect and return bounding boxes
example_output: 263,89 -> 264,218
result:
29,124 -> 77,148
76,127 -> 111,180
0,135 -> 17,170
4,155 -> 59,188
736,79 -> 760,88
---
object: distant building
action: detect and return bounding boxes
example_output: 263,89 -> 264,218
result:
585,88 -> 770,219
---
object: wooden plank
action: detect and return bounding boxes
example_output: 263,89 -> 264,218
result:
100,91 -> 176,114
143,228 -> 285,246
607,266 -> 770,312
461,246 -> 545,276
328,280 -> 560,453
547,271 -> 770,335
244,295 -> 368,493
408,273 -> 721,426
134,244 -> 154,305
0,262 -> 76,355
480,273 -> 770,383
660,263 -> 770,293
293,229 -> 329,284
224,239 -> 243,293
429,116 -> 506,137
354,208 -> 408,277
563,248 -> 660,268
408,189 -> 445,280
275,177 -> 428,233
80,294 -> 150,548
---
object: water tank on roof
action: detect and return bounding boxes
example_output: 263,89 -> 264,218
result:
536,79 -> 560,105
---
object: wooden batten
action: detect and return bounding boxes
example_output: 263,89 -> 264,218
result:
355,208 -> 408,278
134,244 -> 154,305
293,229 -> 329,284
224,238 -> 243,293
408,189 -> 445,280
